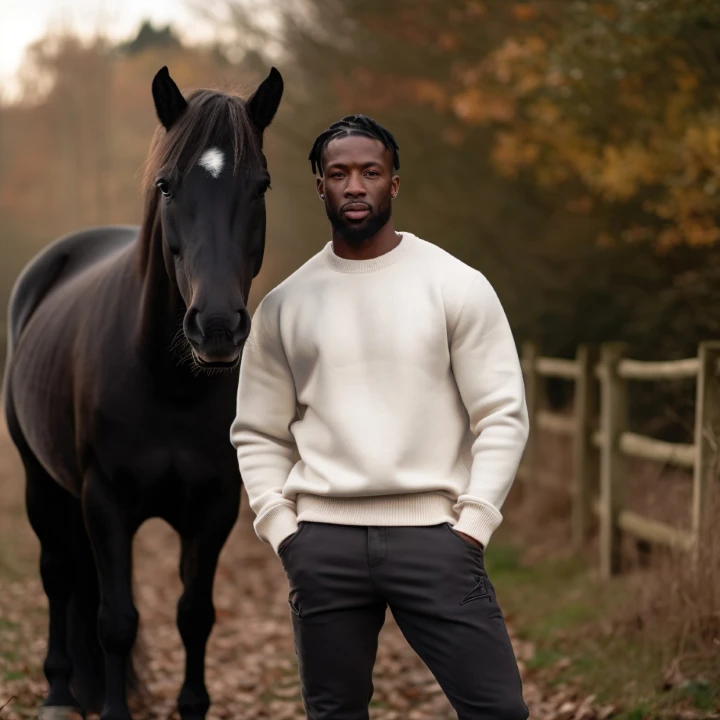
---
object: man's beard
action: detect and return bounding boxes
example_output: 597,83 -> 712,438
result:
325,199 -> 392,246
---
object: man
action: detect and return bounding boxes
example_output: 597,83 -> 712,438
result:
230,114 -> 530,720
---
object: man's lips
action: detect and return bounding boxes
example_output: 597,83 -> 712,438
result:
343,203 -> 370,221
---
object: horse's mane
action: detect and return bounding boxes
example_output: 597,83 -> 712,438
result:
140,88 -> 265,193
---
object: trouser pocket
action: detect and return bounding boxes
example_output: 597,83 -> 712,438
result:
277,521 -> 307,558
444,522 -> 485,558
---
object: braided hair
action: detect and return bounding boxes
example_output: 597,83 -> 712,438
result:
308,114 -> 400,176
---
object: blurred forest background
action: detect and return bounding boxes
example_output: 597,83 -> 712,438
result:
3,0 -> 720,372
2,1 -> 720,717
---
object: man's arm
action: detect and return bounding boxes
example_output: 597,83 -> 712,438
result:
229,297 -> 299,554
449,273 -> 530,548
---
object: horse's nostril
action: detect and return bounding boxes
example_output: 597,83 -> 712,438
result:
183,307 -> 203,346
233,310 -> 251,343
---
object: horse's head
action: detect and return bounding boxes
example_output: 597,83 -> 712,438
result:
147,66 -> 283,370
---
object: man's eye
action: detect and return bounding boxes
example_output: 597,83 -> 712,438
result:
366,171 -> 379,177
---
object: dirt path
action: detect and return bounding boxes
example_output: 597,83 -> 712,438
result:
0,417 -> 604,720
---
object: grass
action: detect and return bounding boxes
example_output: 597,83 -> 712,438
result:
484,541 -> 720,718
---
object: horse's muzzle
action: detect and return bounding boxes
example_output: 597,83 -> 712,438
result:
183,307 -> 250,367
189,334 -> 242,367
192,347 -> 240,367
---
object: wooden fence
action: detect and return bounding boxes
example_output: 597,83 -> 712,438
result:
518,341 -> 720,578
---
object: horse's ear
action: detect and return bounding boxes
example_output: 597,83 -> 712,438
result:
247,67 -> 284,134
152,66 -> 188,131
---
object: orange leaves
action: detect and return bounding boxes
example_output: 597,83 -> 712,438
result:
594,144 -> 658,202
512,4 -> 537,22
515,71 -> 543,94
490,132 -> 540,177
646,114 -> 720,248
595,232 -> 616,248
413,79 -> 450,113
682,115 -> 720,166
670,55 -> 699,93
676,73 -> 699,93
441,125 -> 467,145
350,0 -> 720,252
462,2 -> 720,251
487,36 -> 547,86
654,186 -> 720,249
527,98 -> 561,126
451,87 -> 516,124
465,1 -> 487,18
683,222 -> 720,247
437,31 -> 460,52
593,4 -> 619,21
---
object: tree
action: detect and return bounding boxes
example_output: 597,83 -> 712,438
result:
338,0 -> 720,251
119,21 -> 183,56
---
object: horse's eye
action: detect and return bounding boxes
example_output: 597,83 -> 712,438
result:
156,179 -> 172,197
257,180 -> 271,197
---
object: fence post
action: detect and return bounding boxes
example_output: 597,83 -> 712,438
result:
692,341 -> 720,560
599,343 -> 628,579
521,342 -> 540,487
572,344 -> 598,549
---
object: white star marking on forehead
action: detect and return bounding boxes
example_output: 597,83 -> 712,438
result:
197,147 -> 225,179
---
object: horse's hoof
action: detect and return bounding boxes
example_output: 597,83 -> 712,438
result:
38,707 -> 85,720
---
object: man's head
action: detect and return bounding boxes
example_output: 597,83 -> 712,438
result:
309,115 -> 400,245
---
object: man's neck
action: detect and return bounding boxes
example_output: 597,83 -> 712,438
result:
331,222 -> 402,260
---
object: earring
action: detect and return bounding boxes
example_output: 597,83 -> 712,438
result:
320,194 -> 324,199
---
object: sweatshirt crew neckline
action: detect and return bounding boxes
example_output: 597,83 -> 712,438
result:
323,231 -> 415,273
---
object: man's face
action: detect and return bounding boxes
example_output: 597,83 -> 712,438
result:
317,134 -> 400,245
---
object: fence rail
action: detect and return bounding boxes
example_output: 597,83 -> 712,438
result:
519,341 -> 720,578
617,358 -> 700,381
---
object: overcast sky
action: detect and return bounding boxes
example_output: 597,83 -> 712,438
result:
1,0 -> 235,100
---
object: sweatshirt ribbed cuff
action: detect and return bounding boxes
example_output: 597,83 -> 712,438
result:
452,501 -> 503,548
254,503 -> 298,555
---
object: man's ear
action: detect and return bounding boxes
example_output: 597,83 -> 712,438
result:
317,177 -> 325,200
391,175 -> 401,199
247,67 -> 284,134
152,66 -> 188,131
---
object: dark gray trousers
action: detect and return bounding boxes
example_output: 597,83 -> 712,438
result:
277,521 -> 529,720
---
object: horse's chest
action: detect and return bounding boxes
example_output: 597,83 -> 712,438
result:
90,394 -> 238,485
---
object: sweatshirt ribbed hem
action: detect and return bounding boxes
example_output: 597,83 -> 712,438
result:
256,494 -> 505,555
322,232 -> 416,273
295,492 -> 458,526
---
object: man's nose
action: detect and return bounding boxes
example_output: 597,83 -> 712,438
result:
345,173 -> 366,196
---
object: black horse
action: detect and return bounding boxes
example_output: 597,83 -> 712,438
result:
2,65 -> 283,720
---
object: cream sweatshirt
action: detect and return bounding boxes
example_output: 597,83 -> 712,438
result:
229,231 -> 529,554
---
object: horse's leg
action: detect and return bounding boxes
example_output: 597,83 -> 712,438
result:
23,453 -> 83,715
176,493 -> 239,720
82,473 -> 138,720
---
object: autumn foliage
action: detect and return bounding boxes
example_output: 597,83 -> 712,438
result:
352,0 -> 720,251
